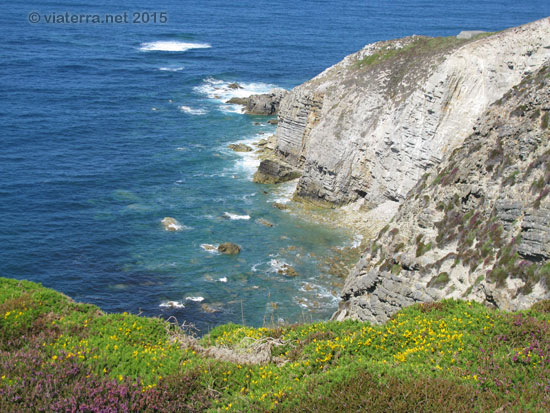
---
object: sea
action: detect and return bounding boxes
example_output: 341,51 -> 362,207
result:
1,0 -> 549,332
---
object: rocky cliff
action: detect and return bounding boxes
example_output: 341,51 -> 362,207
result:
260,17 -> 550,234
257,18 -> 550,322
333,63 -> 550,323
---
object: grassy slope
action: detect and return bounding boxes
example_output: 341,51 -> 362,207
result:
1,277 -> 549,412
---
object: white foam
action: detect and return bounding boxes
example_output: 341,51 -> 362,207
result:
223,212 -> 251,220
234,156 -> 261,176
271,181 -> 298,204
178,105 -> 208,115
194,78 -> 279,114
351,234 -> 363,248
218,277 -> 228,283
140,41 -> 211,52
159,301 -> 185,309
200,243 -> 219,254
161,217 -> 183,231
159,66 -> 185,72
336,233 -> 364,250
186,296 -> 205,302
223,135 -> 263,178
269,259 -> 289,273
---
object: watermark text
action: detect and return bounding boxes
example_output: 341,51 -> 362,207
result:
28,11 -> 168,24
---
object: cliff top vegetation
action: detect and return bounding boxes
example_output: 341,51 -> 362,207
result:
1,277 -> 549,411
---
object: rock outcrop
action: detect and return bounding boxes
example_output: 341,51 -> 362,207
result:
333,63 -> 550,323
227,89 -> 288,115
260,18 -> 550,233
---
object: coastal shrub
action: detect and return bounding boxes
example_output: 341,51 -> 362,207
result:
393,242 -> 405,253
503,170 -> 520,186
427,272 -> 450,289
416,241 -> 432,257
289,370 -> 507,413
2,278 -> 550,411
530,299 -> 550,313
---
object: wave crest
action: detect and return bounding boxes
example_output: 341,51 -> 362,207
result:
140,41 -> 211,52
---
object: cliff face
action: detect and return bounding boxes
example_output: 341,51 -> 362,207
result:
257,18 -> 550,322
333,64 -> 550,323
262,18 -> 550,233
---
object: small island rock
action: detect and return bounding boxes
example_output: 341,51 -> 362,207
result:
161,217 -> 182,231
218,242 -> 241,255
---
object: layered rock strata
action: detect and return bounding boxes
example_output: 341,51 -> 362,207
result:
333,64 -> 550,322
259,18 -> 550,232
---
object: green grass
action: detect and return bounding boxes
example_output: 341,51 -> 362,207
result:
354,33 -> 494,70
354,36 -> 475,69
1,277 -> 550,411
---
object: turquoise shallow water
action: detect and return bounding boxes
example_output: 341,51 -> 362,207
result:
1,0 -> 549,332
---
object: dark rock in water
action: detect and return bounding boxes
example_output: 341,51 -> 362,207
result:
226,97 -> 249,105
256,218 -> 274,227
253,159 -> 301,184
228,82 -> 243,89
201,303 -> 221,313
267,119 -> 278,125
272,202 -> 289,210
278,264 -> 299,277
228,143 -> 253,153
218,242 -> 241,255
254,122 -> 261,125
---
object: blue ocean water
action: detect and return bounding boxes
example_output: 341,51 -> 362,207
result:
1,1 -> 549,331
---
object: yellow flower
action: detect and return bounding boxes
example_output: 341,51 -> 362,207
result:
51,355 -> 58,361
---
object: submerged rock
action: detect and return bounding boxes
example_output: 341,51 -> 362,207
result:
277,264 -> 299,277
218,242 -> 241,255
256,218 -> 274,227
201,303 -> 221,313
272,202 -> 289,210
201,244 -> 218,252
161,217 -> 182,231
